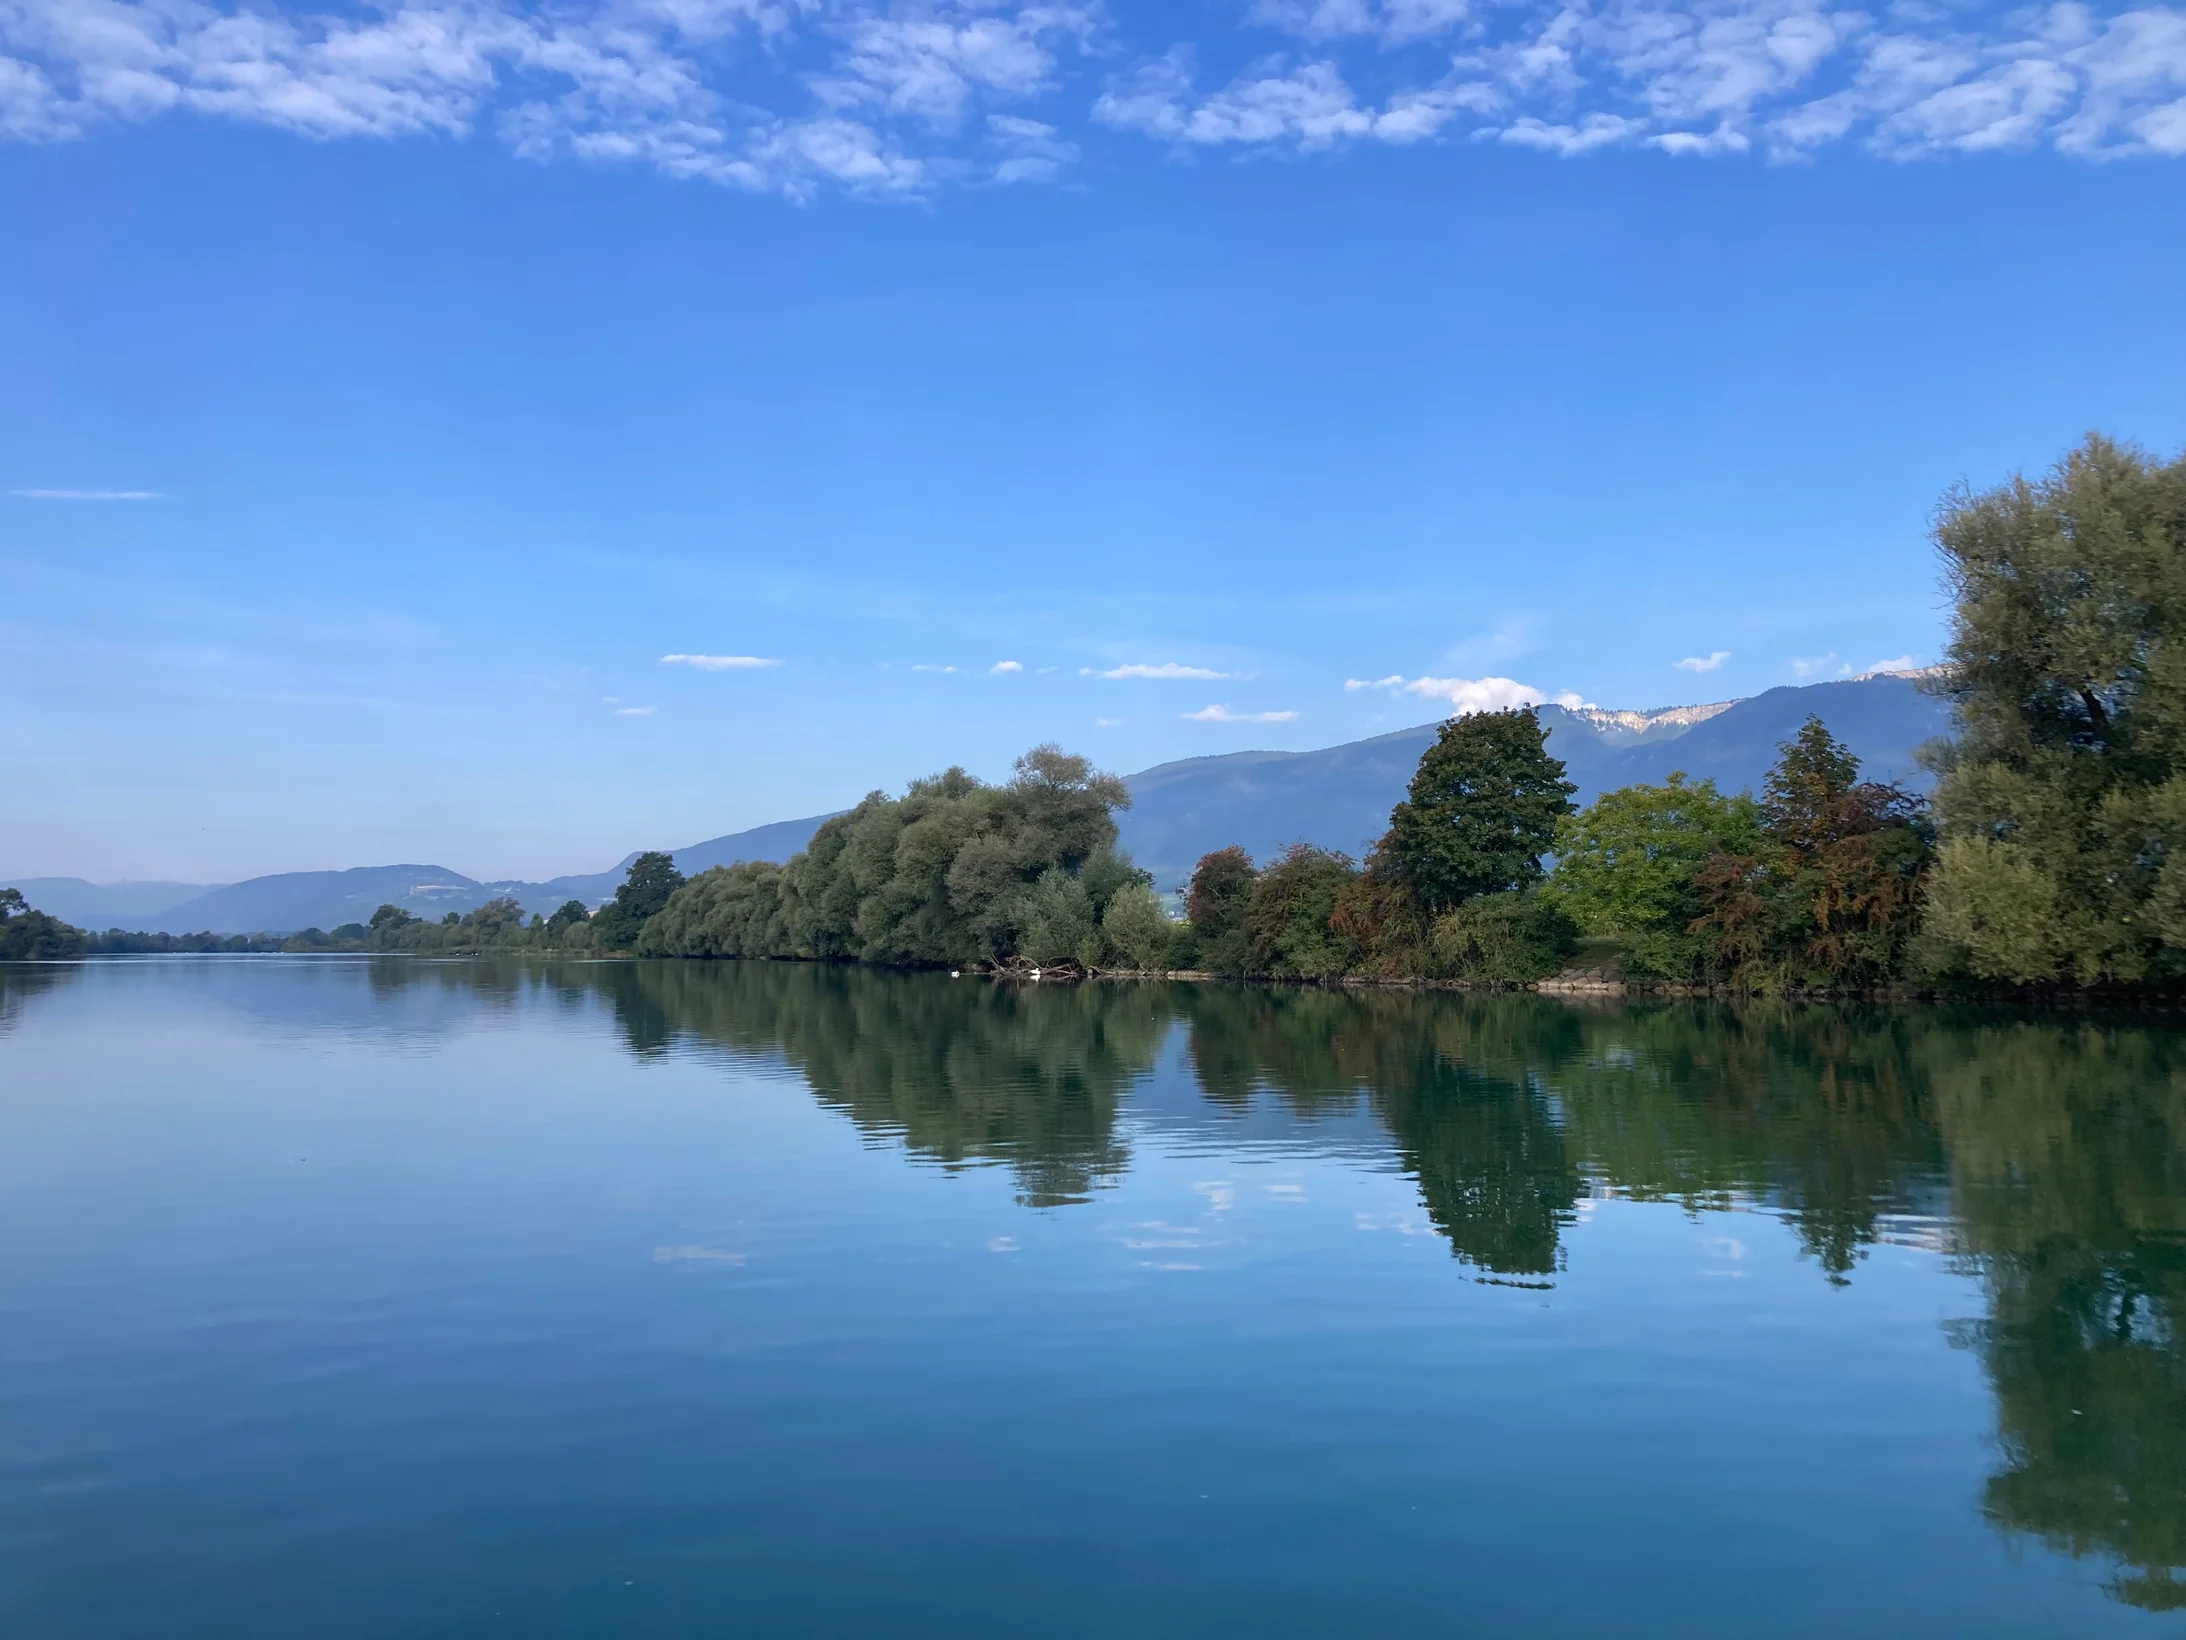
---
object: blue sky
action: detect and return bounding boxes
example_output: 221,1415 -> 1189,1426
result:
2,0 -> 2183,884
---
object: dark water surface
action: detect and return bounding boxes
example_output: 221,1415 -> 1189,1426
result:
3,959 -> 2183,1636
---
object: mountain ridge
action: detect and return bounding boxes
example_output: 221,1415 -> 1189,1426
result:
8,674 -> 1952,934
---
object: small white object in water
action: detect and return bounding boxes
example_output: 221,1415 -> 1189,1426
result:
1030,967 -> 1042,981
950,970 -> 960,978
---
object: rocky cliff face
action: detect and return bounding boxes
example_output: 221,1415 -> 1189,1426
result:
1566,700 -> 1741,738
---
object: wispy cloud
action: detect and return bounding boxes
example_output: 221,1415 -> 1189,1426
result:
0,0 -> 2175,201
1183,703 -> 1299,723
0,0 -> 1103,199
11,488 -> 160,500
612,705 -> 657,717
651,1244 -> 744,1264
1866,654 -> 1920,674
1675,651 -> 1732,672
1793,653 -> 1850,680
660,653 -> 779,670
991,659 -> 1024,674
913,663 -> 959,674
1097,5 -> 2186,165
1084,662 -> 1239,680
1347,673 -> 1585,715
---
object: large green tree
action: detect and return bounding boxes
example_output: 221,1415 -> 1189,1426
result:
1245,845 -> 1360,979
1547,773 -> 1763,979
639,745 -> 1146,968
0,888 -> 87,960
1693,717 -> 1931,990
592,851 -> 687,951
1386,707 -> 1575,916
1184,846 -> 1258,975
1922,433 -> 2186,984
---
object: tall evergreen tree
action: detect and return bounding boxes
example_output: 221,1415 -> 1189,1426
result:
1185,846 -> 1259,975
1385,707 -> 1575,915
593,851 -> 686,950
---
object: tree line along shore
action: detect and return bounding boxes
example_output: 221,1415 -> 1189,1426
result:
6,433 -> 2184,996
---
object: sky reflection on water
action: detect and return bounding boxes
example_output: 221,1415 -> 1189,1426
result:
1,958 -> 2181,1636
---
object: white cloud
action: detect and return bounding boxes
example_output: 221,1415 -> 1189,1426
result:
1792,652 -> 1850,679
1101,0 -> 2186,164
1094,47 -> 1497,147
660,653 -> 780,669
1251,0 -> 1474,45
3,0 -> 2181,192
1676,650 -> 1732,672
990,659 -> 1024,673
0,0 -> 1096,197
1083,661 -> 1239,680
1095,715 -> 1122,726
1865,654 -> 1919,674
912,663 -> 959,673
987,113 -> 1077,181
1183,703 -> 1300,723
1497,113 -> 1646,154
613,704 -> 657,716
10,487 -> 160,499
1349,673 -> 1569,715
1408,675 -> 1547,713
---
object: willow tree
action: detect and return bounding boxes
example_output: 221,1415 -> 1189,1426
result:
1923,434 -> 2186,984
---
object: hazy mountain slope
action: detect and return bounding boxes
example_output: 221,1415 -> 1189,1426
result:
4,879 -> 213,928
1116,674 -> 1952,890
520,815 -> 845,910
672,813 -> 839,874
147,866 -> 495,935
11,678 -> 1950,936
1118,728 -> 1442,894
52,815 -> 849,935
1595,676 -> 1949,795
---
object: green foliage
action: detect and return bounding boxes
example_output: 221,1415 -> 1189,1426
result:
546,899 -> 592,939
1548,773 -> 1764,979
1329,840 -> 1429,978
1691,717 -> 1932,991
366,895 -> 553,953
592,851 -> 685,951
1923,433 -> 2186,985
1386,707 -> 1576,915
637,745 -> 1147,968
1099,882 -> 1175,971
0,887 -> 87,960
1020,868 -> 1101,966
637,862 -> 786,957
1245,845 -> 1361,979
82,930 -> 279,954
1184,846 -> 1258,975
1430,889 -> 1579,984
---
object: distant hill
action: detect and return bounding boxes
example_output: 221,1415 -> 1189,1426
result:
514,815 -> 846,911
142,865 -> 502,936
673,814 -> 841,875
0,879 -> 215,930
6,815 -> 845,936
6,675 -> 1951,935
1114,674 -> 1953,890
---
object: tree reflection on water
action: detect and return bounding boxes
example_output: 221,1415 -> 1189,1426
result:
12,956 -> 2179,1605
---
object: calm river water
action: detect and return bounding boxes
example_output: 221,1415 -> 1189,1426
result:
2,957 -> 2182,1636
